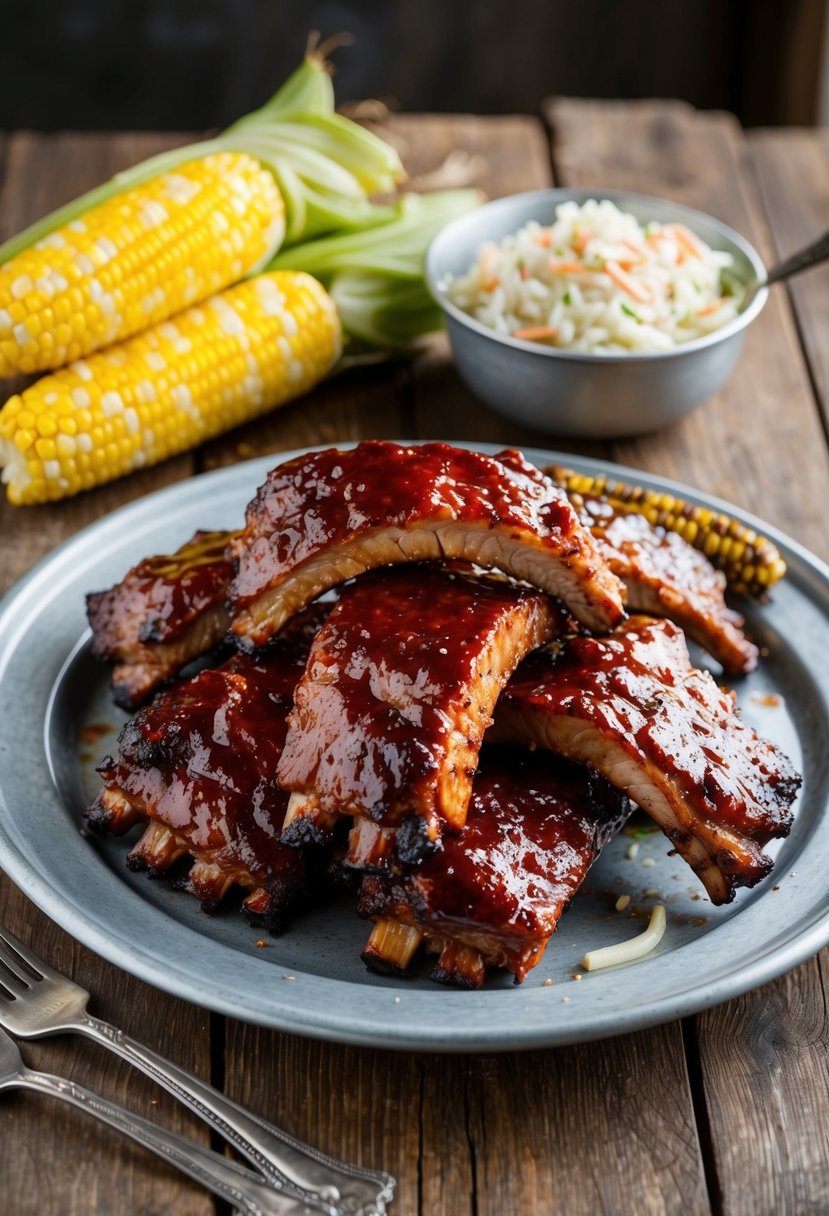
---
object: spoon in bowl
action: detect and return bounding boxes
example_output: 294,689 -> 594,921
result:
739,227 -> 829,312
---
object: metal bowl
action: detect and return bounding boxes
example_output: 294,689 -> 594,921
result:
425,188 -> 768,438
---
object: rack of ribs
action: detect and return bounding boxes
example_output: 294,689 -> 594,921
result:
227,441 -> 626,650
560,486 -> 758,674
490,616 -> 800,904
83,441 -> 800,984
277,564 -> 563,860
86,529 -> 236,709
86,603 -> 331,929
357,749 -> 631,986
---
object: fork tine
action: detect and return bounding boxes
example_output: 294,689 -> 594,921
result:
0,956 -> 30,996
0,924 -> 51,983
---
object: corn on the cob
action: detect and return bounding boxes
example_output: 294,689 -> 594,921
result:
546,464 -> 786,596
0,152 -> 285,379
0,271 -> 340,504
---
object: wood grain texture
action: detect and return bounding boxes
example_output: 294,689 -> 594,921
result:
0,131 -> 211,1216
692,959 -> 829,1216
748,127 -> 829,432
224,1025 -> 425,1215
200,358 -> 414,474
0,896 -> 214,1216
458,1028 -> 709,1216
544,97 -> 829,1216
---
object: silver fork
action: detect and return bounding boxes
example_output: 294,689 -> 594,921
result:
0,1026 -> 329,1216
0,923 -> 394,1216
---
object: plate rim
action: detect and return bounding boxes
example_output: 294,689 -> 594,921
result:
1,439 -> 828,1053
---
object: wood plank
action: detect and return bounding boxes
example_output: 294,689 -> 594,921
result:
736,0 -> 829,126
200,358 -> 414,475
0,897 -> 214,1216
748,128 -> 829,432
403,112 -> 708,1216
224,1026 -> 426,1216
9,2 -> 821,130
467,1029 -> 708,1216
688,959 -> 829,1216
0,131 -> 212,1216
544,96 -> 829,1215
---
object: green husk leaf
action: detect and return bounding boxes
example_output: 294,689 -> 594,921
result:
256,41 -> 336,117
269,189 -> 481,278
271,189 -> 481,347
220,120 -> 401,243
331,273 -> 445,347
0,48 -> 404,265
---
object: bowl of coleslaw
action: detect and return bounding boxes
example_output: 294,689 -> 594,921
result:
425,189 -> 768,438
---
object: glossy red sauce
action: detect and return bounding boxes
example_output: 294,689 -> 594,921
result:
97,604 -> 328,881
133,530 -> 235,642
499,617 -> 798,841
404,750 -> 628,935
596,505 -> 726,594
277,565 -> 558,827
230,442 -> 581,606
88,529 -> 234,650
575,493 -> 756,674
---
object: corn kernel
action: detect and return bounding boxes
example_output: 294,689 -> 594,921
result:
36,414 -> 59,438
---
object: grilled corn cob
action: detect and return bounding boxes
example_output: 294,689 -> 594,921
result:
0,271 -> 340,504
0,152 -> 285,379
547,465 -> 786,596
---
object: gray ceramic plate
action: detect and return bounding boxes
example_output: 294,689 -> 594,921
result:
0,442 -> 828,1053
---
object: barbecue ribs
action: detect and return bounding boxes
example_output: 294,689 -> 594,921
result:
228,441 -> 625,649
87,604 -> 330,927
86,529 -> 235,708
277,564 -> 562,859
491,616 -> 799,903
565,488 -> 758,674
358,749 -> 631,986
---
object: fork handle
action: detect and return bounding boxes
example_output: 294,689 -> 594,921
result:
78,1013 -> 392,1216
17,1066 -> 328,1216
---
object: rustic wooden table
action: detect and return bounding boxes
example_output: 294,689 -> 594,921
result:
1,101 -> 827,1216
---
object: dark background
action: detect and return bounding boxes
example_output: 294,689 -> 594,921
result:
1,0 -> 826,131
